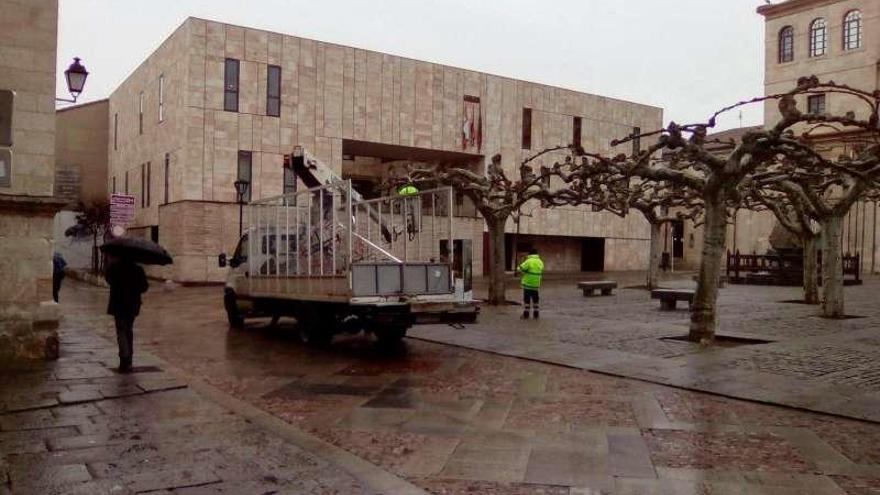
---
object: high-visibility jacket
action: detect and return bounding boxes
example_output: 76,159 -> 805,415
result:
398,184 -> 419,196
518,254 -> 544,289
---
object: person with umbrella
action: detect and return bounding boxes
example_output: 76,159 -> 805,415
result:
101,236 -> 172,372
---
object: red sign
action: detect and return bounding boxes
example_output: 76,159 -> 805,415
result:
110,193 -> 135,226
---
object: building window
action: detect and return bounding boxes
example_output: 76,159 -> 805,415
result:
146,161 -> 151,207
138,92 -> 144,135
112,176 -> 116,194
150,225 -> 159,243
125,170 -> 129,194
113,113 -> 118,150
141,163 -> 146,208
158,74 -> 165,122
224,58 -> 240,112
238,151 -> 252,202
267,65 -> 281,117
572,116 -> 582,149
778,26 -> 794,63
807,94 -> 826,115
843,10 -> 862,51
283,163 -> 296,195
632,126 -> 641,156
521,108 -> 532,150
809,18 -> 827,57
164,153 -> 170,204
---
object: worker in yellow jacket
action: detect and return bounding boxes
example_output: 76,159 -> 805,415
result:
517,248 -> 544,319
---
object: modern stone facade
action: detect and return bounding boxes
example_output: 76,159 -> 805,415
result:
108,17 -> 663,283
55,99 -> 109,205
757,0 -> 880,273
0,0 -> 64,360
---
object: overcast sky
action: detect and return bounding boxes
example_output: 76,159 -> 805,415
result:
57,0 -> 766,132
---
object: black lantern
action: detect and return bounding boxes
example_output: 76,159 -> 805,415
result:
57,57 -> 89,103
233,180 -> 250,237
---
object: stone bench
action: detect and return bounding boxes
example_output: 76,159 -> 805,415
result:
651,289 -> 695,310
578,281 -> 617,297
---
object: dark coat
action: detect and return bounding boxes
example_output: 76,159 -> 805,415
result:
105,260 -> 149,318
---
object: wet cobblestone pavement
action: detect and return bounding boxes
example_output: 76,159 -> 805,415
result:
30,279 -> 880,494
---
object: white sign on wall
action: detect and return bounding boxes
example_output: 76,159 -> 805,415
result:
110,193 -> 135,229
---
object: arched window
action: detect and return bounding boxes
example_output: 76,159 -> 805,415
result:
843,10 -> 863,50
779,26 -> 794,63
810,18 -> 827,57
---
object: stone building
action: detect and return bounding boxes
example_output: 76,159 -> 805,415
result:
107,17 -> 663,283
757,0 -> 879,273
53,99 -> 110,270
0,0 -> 65,360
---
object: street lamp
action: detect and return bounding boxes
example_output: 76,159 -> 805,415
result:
234,179 -> 250,237
57,57 -> 89,104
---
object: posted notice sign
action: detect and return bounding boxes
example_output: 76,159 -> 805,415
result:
110,194 -> 135,227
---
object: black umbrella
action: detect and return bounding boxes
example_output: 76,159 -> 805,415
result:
100,236 -> 173,265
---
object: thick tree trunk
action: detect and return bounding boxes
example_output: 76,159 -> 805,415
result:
486,216 -> 508,305
646,222 -> 663,290
821,215 -> 845,318
688,196 -> 727,343
802,235 -> 819,305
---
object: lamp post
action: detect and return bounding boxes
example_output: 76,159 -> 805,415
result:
234,180 -> 250,238
56,57 -> 89,104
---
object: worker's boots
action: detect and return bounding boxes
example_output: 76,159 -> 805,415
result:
521,310 -> 530,319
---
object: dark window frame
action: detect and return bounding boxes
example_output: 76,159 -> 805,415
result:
267,65 -> 281,117
521,108 -> 532,150
843,10 -> 862,51
146,161 -> 151,207
113,113 -> 118,150
141,163 -> 146,208
112,176 -> 116,194
224,58 -> 240,112
778,26 -> 794,63
237,150 -> 252,202
572,116 -> 582,149
632,126 -> 642,156
158,73 -> 165,123
125,170 -> 129,194
164,153 -> 170,204
807,94 -> 826,115
809,18 -> 827,57
138,92 -> 144,135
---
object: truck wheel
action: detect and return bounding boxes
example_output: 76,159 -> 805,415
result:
224,289 -> 244,329
296,306 -> 333,346
375,326 -> 407,345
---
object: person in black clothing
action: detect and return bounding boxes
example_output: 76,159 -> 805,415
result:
52,252 -> 67,302
104,255 -> 149,372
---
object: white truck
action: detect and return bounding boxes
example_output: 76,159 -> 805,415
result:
218,149 -> 477,344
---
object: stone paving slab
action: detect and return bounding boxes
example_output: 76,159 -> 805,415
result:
411,274 -> 880,423
45,279 -> 880,494
0,319 -> 425,493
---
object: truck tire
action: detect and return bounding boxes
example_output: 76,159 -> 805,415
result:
375,326 -> 407,345
224,289 -> 245,329
296,305 -> 333,346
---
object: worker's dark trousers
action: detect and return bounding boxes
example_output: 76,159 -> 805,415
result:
522,288 -> 540,319
114,315 -> 135,369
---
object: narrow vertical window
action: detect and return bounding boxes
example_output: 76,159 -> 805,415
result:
843,11 -> 862,51
809,18 -> 827,57
224,58 -> 240,112
283,163 -> 296,194
113,113 -> 118,150
158,74 -> 165,122
112,176 -> 116,194
522,108 -> 532,150
125,170 -> 129,194
572,116 -> 582,149
267,65 -> 281,117
141,163 -> 146,208
138,92 -> 144,135
632,127 -> 641,156
237,151 -> 252,202
807,94 -> 826,114
778,26 -> 794,63
146,161 -> 151,207
164,153 -> 170,204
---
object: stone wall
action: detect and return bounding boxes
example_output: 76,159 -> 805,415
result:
55,99 -> 109,205
0,0 -> 62,361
